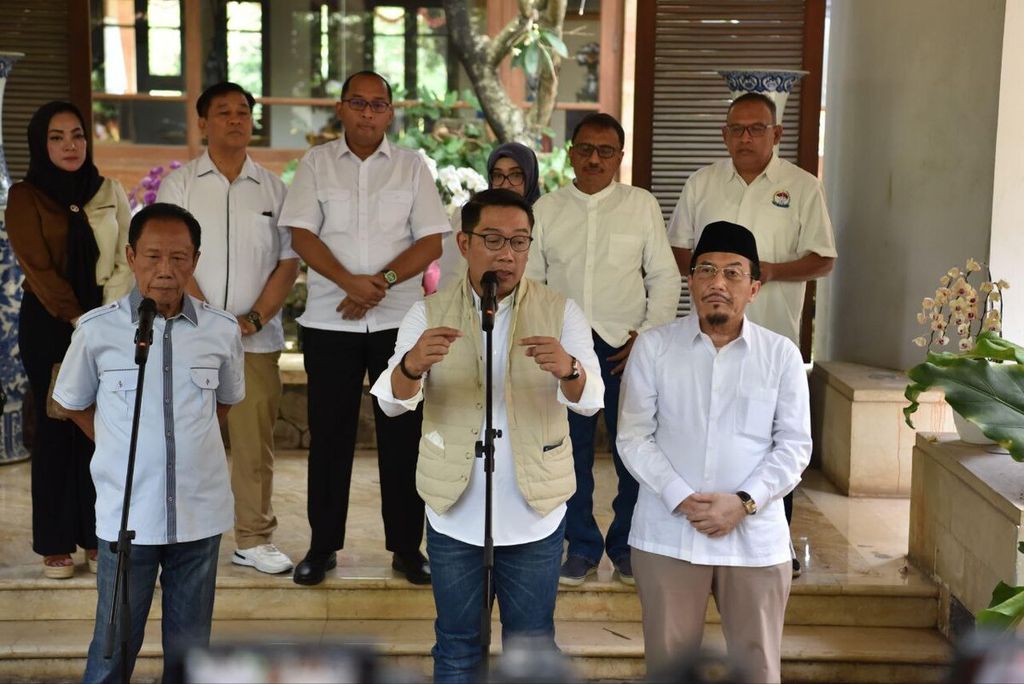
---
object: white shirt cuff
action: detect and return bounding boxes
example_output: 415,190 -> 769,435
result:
661,477 -> 695,514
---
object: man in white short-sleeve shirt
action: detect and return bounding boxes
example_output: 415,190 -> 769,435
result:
618,221 -> 811,683
279,70 -> 450,587
157,81 -> 299,576
667,92 -> 837,348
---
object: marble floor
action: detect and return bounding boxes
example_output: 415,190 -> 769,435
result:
0,450 -> 927,590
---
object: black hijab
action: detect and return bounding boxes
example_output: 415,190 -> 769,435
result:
487,142 -> 541,205
24,101 -> 104,313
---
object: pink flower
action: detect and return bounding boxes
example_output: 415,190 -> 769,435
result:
143,190 -> 157,205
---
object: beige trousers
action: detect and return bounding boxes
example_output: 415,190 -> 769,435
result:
632,547 -> 791,683
227,350 -> 283,548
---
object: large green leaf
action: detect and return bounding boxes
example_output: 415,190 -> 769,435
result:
978,581 -> 1024,629
539,28 -> 569,58
904,356 -> 1024,460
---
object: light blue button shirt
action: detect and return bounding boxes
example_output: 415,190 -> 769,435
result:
54,289 -> 246,545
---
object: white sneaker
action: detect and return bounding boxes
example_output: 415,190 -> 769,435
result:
233,544 -> 294,574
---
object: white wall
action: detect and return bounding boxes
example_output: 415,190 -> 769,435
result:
989,0 -> 1024,344
822,0 -> 1005,370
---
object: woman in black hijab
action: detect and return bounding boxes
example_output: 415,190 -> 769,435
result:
7,101 -> 133,578
436,142 -> 542,289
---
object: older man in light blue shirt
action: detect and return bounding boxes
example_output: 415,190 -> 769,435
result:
54,203 -> 245,683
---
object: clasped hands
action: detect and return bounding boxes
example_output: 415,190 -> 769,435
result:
402,326 -> 575,380
337,273 -> 389,320
674,492 -> 747,538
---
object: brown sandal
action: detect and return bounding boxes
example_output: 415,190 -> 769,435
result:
43,555 -> 75,579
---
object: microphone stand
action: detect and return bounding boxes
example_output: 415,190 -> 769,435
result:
104,305 -> 155,681
476,278 -> 501,678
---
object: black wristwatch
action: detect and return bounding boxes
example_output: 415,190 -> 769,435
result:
736,491 -> 757,515
246,310 -> 263,332
560,356 -> 581,381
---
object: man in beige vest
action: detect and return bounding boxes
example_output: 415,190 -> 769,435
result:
371,189 -> 604,683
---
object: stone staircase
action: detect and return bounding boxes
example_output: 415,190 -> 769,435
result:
0,567 -> 950,681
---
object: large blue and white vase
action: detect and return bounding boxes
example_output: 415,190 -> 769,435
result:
717,69 -> 808,123
0,52 -> 29,465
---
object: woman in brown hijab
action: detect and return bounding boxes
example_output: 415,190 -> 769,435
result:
6,101 -> 133,578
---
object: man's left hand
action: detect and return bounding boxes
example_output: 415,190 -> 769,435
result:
685,492 -> 747,538
519,336 -> 574,380
759,261 -> 774,283
608,330 -> 638,375
337,297 -> 371,320
237,316 -> 258,337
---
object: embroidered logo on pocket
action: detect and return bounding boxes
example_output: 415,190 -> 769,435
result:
772,191 -> 791,208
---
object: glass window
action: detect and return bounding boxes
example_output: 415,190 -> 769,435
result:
227,1 -> 263,96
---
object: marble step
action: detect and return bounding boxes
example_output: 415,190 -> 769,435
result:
0,618 -> 950,683
0,573 -> 938,629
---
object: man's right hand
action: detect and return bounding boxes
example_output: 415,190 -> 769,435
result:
674,494 -> 709,518
341,273 -> 388,308
404,327 -> 463,376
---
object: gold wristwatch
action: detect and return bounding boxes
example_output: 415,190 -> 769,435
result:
736,491 -> 757,515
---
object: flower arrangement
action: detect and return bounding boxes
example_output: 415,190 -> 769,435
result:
417,149 -> 488,215
127,162 -> 182,212
903,258 -> 1024,460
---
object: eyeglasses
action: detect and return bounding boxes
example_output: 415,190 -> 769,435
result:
572,143 -> 620,159
490,170 -> 525,186
342,98 -> 392,114
723,123 -> 775,138
467,231 -> 533,252
691,263 -> 753,282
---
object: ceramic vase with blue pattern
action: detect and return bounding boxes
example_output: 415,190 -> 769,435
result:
717,69 -> 809,126
0,52 -> 30,465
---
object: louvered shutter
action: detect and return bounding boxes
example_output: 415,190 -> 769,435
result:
1,3 -> 75,184
634,0 -> 816,320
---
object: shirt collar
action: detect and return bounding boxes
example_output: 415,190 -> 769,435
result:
727,153 -> 780,185
337,134 -> 392,160
129,287 -> 198,326
568,179 -> 618,204
196,150 -> 261,184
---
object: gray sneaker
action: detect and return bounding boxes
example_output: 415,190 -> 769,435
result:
613,556 -> 635,586
559,555 -> 597,586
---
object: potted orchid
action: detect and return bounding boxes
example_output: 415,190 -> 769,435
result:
903,258 -> 1024,460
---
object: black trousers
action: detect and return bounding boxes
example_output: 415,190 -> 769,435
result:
19,291 -> 96,556
303,326 -> 424,554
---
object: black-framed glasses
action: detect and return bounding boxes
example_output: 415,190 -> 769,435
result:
723,123 -> 775,138
572,143 -> 620,159
691,263 -> 753,282
467,231 -> 533,252
490,170 -> 525,186
342,98 -> 392,114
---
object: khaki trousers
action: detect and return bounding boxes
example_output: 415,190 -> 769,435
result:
632,547 -> 791,683
227,350 -> 283,548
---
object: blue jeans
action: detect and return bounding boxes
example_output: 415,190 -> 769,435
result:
565,332 -> 639,566
427,518 -> 566,683
83,535 -> 221,683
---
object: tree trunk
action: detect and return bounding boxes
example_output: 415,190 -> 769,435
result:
443,0 -> 530,143
526,0 -> 567,130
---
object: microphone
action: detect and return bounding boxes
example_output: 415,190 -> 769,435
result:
134,298 -> 157,365
480,271 -> 498,332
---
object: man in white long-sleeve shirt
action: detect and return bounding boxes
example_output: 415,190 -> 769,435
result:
617,221 -> 811,683
371,189 -> 603,683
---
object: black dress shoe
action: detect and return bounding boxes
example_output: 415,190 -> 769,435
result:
392,551 -> 431,585
292,551 -> 337,586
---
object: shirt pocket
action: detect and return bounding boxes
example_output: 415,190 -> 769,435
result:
379,190 -> 414,234
737,388 -> 778,441
316,188 -> 353,237
607,233 -> 643,269
100,368 -> 139,418
188,367 -> 221,420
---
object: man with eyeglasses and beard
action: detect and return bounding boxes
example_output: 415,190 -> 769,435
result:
279,70 -> 449,587
617,221 -> 811,684
526,112 -> 680,588
668,92 -> 837,576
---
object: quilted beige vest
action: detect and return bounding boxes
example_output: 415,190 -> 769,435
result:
418,276 -> 575,516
